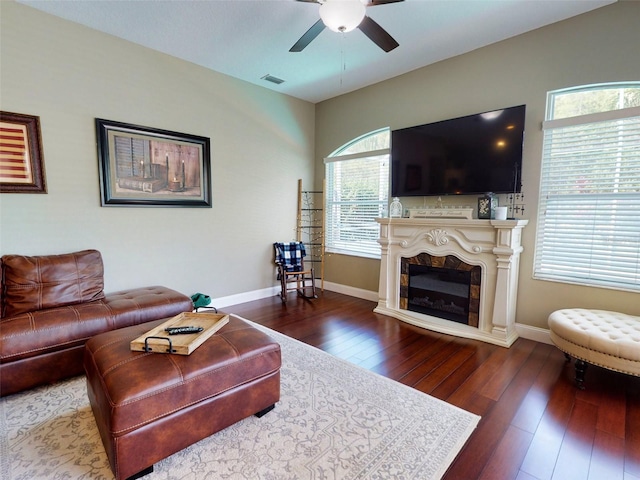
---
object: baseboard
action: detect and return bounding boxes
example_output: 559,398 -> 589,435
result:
321,281 -> 379,302
212,286 -> 280,309
515,323 -> 553,345
212,282 -> 553,346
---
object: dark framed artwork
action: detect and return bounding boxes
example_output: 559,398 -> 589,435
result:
96,118 -> 211,207
0,111 -> 47,193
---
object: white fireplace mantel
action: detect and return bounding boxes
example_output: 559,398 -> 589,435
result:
374,217 -> 528,347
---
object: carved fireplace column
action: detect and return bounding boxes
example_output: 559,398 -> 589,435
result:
491,224 -> 525,344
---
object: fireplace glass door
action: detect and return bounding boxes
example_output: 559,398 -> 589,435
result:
407,264 -> 472,324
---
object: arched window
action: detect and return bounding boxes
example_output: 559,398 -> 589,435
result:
534,82 -> 640,291
324,128 -> 390,258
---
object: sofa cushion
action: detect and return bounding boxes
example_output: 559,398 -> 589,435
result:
2,250 -> 105,318
0,286 -> 193,365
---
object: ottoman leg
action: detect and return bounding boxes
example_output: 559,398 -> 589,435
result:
574,359 -> 588,390
126,465 -> 153,480
255,403 -> 275,418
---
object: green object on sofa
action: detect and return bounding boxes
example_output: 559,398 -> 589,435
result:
191,292 -> 211,308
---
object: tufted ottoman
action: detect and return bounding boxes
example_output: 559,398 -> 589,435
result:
84,314 -> 281,480
548,308 -> 640,388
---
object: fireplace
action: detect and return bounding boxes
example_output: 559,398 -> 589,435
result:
375,217 -> 528,347
401,254 -> 481,326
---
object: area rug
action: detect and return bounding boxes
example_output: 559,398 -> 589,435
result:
0,316 -> 480,480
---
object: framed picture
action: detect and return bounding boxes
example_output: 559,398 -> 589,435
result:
96,118 -> 211,207
0,111 -> 47,193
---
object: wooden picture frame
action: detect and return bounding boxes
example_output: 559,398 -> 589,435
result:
0,111 -> 47,193
96,118 -> 211,207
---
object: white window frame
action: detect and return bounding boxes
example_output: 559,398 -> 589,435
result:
533,83 -> 640,292
324,129 -> 390,259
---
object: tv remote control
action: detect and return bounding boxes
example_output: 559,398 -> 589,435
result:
164,326 -> 204,335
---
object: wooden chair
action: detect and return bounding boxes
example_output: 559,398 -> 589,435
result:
273,242 -> 316,303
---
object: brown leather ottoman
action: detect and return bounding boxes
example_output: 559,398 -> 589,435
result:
84,314 -> 281,480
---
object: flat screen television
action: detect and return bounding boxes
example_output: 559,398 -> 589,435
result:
391,105 -> 526,197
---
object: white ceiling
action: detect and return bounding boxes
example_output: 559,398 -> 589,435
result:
17,0 -> 615,104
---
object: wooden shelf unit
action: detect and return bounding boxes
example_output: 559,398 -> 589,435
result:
296,179 -> 325,291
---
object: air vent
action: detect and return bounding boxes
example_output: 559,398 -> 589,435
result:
261,74 -> 285,85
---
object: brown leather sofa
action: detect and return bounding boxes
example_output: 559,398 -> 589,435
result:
0,249 -> 193,396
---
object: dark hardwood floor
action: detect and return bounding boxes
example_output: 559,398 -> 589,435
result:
224,290 -> 640,480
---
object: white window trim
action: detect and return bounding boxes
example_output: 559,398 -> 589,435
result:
324,148 -> 390,163
542,105 -> 640,129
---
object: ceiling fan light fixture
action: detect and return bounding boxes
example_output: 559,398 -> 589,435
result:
319,0 -> 366,33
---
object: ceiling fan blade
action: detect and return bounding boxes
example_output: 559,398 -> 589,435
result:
368,0 -> 404,5
358,15 -> 399,52
290,19 -> 326,52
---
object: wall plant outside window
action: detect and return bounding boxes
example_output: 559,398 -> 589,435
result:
325,128 -> 390,259
534,83 -> 640,292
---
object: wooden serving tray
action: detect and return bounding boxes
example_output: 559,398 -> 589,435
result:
130,312 -> 229,355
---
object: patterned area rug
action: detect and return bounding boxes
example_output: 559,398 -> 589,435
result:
1,317 -> 479,479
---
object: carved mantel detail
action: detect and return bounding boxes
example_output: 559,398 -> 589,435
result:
426,229 -> 448,246
375,217 -> 528,347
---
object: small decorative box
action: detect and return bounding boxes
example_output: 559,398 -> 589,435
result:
477,193 -> 497,219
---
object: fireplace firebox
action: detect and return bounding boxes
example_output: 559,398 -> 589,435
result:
400,254 -> 481,327
408,265 -> 471,324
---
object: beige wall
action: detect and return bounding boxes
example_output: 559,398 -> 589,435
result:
316,1 -> 640,329
0,2 -> 315,300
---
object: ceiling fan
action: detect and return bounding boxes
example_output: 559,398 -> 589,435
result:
290,0 -> 404,53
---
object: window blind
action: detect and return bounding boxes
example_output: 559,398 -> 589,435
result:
534,106 -> 640,291
325,151 -> 389,258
